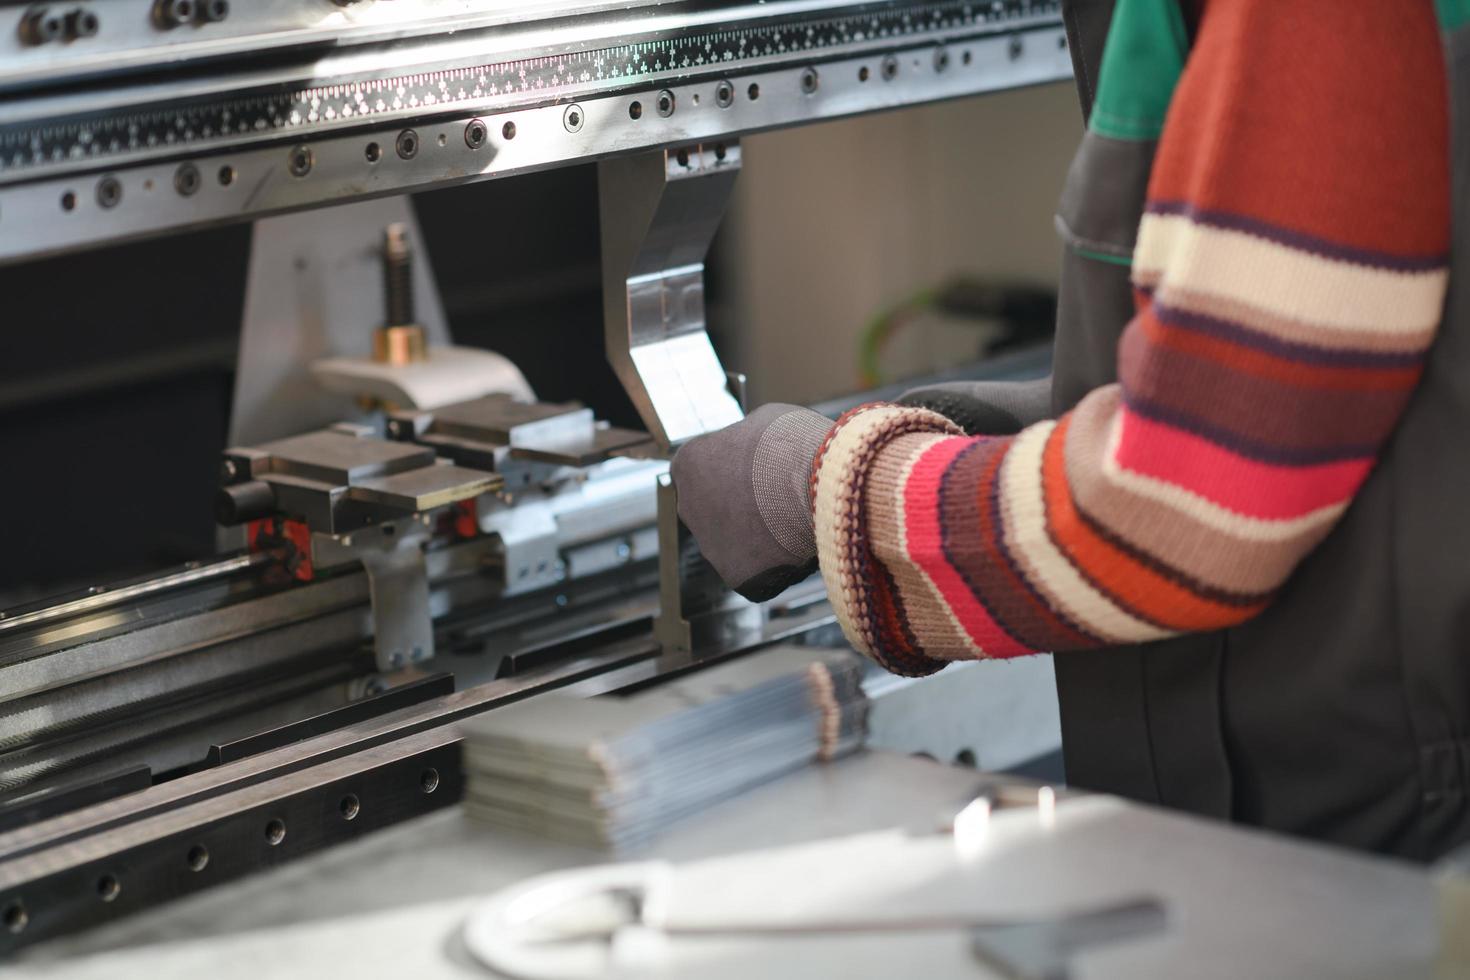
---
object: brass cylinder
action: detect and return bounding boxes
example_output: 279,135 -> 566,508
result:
372,324 -> 428,365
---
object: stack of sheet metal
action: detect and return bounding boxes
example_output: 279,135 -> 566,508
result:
460,649 -> 869,849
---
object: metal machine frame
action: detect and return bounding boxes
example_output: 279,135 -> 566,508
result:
0,0 -> 1073,953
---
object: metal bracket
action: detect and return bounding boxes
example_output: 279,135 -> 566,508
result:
313,517 -> 435,672
602,145 -> 757,665
654,473 -> 763,669
600,143 -> 744,450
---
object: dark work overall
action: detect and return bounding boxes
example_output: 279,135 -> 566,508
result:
1051,0 -> 1470,861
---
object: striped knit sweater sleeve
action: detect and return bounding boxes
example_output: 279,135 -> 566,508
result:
810,0 -> 1451,676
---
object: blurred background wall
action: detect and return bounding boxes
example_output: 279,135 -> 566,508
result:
714,79 -> 1080,406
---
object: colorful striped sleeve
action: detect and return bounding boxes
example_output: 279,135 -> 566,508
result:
811,0 -> 1451,675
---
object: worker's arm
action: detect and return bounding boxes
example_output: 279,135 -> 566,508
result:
808,0 -> 1451,674
895,376 -> 1053,436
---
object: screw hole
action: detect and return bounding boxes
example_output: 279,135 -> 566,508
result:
800,67 -> 819,93
96,875 -> 120,903
396,130 -> 418,160
187,845 -> 210,872
629,100 -> 643,120
858,65 -> 870,82
61,191 -> 76,212
676,148 -> 690,168
421,768 -> 440,794
218,165 -> 236,186
962,49 -> 973,65
501,120 -> 516,140
881,55 -> 899,80
365,141 -> 382,163
715,80 -> 734,107
714,142 -> 727,161
747,82 -> 760,101
656,89 -> 675,116
288,146 -> 313,177
3,902 -> 26,934
464,119 -> 487,149
174,163 -> 200,197
264,818 -> 286,846
96,176 -> 122,209
339,794 -> 360,821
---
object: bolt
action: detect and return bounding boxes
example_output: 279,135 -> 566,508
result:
95,174 -> 122,209
154,0 -> 194,28
20,7 -> 65,44
288,145 -> 313,177
464,118 -> 487,149
800,66 -> 819,94
715,79 -> 734,107
555,593 -> 569,608
881,55 -> 899,81
67,7 -> 100,38
173,162 -> 201,196
199,0 -> 228,22
656,89 -> 676,117
395,129 -> 418,159
383,223 -> 414,327
563,104 -> 584,133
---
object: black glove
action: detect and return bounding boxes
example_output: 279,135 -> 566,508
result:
669,403 -> 834,602
896,375 -> 1053,435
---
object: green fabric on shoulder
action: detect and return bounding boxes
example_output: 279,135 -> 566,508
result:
1438,0 -> 1470,32
1089,0 -> 1188,141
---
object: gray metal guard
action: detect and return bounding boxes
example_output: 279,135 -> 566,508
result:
600,143 -> 762,664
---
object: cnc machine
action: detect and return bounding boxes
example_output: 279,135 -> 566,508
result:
0,0 -> 1074,951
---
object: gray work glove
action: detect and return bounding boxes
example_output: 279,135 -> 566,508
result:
670,403 -> 835,603
896,375 -> 1053,435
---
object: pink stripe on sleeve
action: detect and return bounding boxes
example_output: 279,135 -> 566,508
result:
1113,409 -> 1373,519
903,436 -> 1033,658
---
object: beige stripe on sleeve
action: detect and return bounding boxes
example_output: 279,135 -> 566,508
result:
1134,212 -> 1447,336
998,421 -> 1176,644
865,432 -> 987,659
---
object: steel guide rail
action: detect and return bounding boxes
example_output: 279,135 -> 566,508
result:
0,594 -> 837,953
0,0 -> 1069,263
